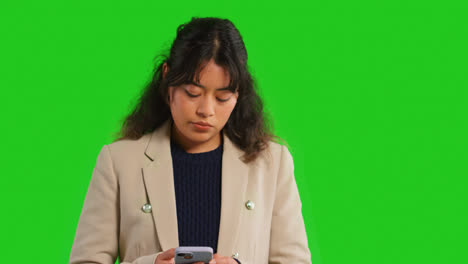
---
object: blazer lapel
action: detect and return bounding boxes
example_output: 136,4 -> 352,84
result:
141,118 -> 249,255
216,130 -> 249,256
142,119 -> 179,251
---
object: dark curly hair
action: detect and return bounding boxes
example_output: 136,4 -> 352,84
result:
113,16 -> 285,163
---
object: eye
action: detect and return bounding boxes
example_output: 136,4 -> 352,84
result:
216,91 -> 233,102
185,90 -> 200,97
216,97 -> 230,102
185,89 -> 231,102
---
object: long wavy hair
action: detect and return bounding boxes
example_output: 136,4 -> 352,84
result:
113,16 -> 285,163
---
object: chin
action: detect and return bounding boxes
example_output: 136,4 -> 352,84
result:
179,126 -> 202,136
188,133 -> 214,142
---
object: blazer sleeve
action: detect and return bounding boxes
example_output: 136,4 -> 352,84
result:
69,144 -> 161,264
268,145 -> 312,264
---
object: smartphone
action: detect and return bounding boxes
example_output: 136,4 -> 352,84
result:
174,246 -> 213,264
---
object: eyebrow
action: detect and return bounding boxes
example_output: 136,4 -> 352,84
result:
189,81 -> 231,91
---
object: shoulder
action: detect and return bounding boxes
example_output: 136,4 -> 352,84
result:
267,140 -> 293,160
270,141 -> 294,171
249,140 -> 294,172
107,133 -> 152,155
96,132 -> 154,168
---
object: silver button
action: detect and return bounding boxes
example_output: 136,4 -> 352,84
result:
245,200 -> 255,210
232,252 -> 239,258
141,203 -> 152,213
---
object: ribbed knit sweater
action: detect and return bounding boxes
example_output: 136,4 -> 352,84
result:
170,136 -> 223,253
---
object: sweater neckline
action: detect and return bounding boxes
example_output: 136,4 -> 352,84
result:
170,135 -> 223,161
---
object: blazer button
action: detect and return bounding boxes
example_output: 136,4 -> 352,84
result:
245,200 -> 255,210
232,252 -> 239,258
141,203 -> 152,213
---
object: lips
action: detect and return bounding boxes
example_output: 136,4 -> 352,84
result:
192,121 -> 212,127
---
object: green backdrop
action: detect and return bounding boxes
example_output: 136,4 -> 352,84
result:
1,0 -> 466,264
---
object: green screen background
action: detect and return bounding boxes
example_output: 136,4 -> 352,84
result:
1,1 -> 466,264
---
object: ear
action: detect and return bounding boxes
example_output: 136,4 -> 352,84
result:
162,62 -> 169,79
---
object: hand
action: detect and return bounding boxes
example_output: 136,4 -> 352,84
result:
211,253 -> 238,264
154,248 -> 221,264
154,248 -> 176,264
154,249 -> 236,264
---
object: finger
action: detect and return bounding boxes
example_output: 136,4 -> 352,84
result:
214,254 -> 230,261
159,248 -> 176,260
209,259 -> 217,264
161,257 -> 174,264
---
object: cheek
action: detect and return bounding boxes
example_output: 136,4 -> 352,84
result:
172,93 -> 194,115
218,102 -> 237,119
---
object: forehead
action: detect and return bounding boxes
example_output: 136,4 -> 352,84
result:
191,60 -> 231,90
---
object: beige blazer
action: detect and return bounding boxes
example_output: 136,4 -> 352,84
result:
69,118 -> 311,264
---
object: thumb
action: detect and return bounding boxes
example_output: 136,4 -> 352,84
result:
159,248 -> 176,260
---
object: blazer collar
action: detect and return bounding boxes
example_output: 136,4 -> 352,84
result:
142,118 -> 249,256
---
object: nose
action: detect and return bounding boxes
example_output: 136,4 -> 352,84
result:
196,96 -> 215,118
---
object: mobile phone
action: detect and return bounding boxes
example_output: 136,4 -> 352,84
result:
174,246 -> 213,264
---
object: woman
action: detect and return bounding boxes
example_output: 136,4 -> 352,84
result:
69,17 -> 311,264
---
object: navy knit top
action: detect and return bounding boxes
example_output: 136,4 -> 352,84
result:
170,135 -> 223,253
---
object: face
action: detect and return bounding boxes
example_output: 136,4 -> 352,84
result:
163,59 -> 239,152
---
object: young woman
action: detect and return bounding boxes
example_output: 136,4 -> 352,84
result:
69,17 -> 311,264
